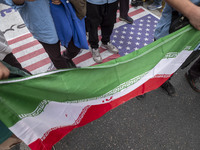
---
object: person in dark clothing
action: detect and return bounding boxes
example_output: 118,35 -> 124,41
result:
0,30 -> 31,75
118,0 -> 134,24
5,0 -> 80,70
155,0 -> 200,95
185,57 -> 200,93
86,0 -> 119,63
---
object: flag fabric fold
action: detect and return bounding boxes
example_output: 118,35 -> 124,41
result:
0,25 -> 200,150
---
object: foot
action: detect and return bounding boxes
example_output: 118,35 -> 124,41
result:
62,51 -> 77,68
161,80 -> 176,97
91,48 -> 102,63
147,3 -> 162,10
119,16 -> 134,24
131,0 -> 143,7
185,72 -> 200,93
66,59 -> 76,68
101,42 -> 119,54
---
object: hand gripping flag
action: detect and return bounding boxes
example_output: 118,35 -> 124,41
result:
0,25 -> 200,150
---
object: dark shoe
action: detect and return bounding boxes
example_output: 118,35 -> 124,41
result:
185,72 -> 200,93
66,59 -> 76,68
62,50 -> 77,68
131,0 -> 143,7
161,80 -> 176,97
119,16 -> 134,24
136,94 -> 146,100
147,3 -> 162,10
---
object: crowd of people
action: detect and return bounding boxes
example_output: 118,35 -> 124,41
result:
0,0 -> 200,149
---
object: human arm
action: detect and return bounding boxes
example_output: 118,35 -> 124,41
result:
51,0 -> 61,5
0,62 -> 10,80
165,0 -> 200,30
12,0 -> 35,5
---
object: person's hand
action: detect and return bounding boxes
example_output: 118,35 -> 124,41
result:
52,0 -> 61,5
0,62 -> 10,80
187,6 -> 200,30
166,0 -> 200,31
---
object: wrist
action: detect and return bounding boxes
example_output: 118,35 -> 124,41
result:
182,2 -> 198,19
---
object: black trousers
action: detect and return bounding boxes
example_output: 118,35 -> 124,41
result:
39,39 -> 80,69
3,53 -> 31,75
189,57 -> 200,78
86,1 -> 118,49
119,0 -> 129,18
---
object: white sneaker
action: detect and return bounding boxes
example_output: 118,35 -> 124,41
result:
91,48 -> 102,63
101,42 -> 119,54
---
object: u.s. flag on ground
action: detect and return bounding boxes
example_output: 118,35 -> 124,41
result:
1,4 -> 200,150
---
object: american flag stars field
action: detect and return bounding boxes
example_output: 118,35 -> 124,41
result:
111,14 -> 158,56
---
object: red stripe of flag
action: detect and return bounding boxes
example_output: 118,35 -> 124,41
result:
8,33 -> 32,45
25,58 -> 51,72
12,40 -> 39,54
17,48 -> 45,63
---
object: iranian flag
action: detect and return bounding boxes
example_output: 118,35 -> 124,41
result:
0,25 -> 200,150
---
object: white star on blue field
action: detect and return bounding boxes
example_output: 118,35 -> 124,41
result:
111,14 -> 159,56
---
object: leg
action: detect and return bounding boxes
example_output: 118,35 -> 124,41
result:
119,0 -> 133,24
185,57 -> 200,92
119,0 -> 129,18
101,2 -> 119,54
63,39 -> 81,60
0,30 -> 31,74
101,1 -> 118,45
131,0 -> 143,7
86,2 -> 101,49
188,57 -> 200,78
161,79 -> 176,96
63,38 -> 81,67
39,41 -> 70,69
3,53 -> 31,75
86,2 -> 103,63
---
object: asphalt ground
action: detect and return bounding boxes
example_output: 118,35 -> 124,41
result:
11,2 -> 200,150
